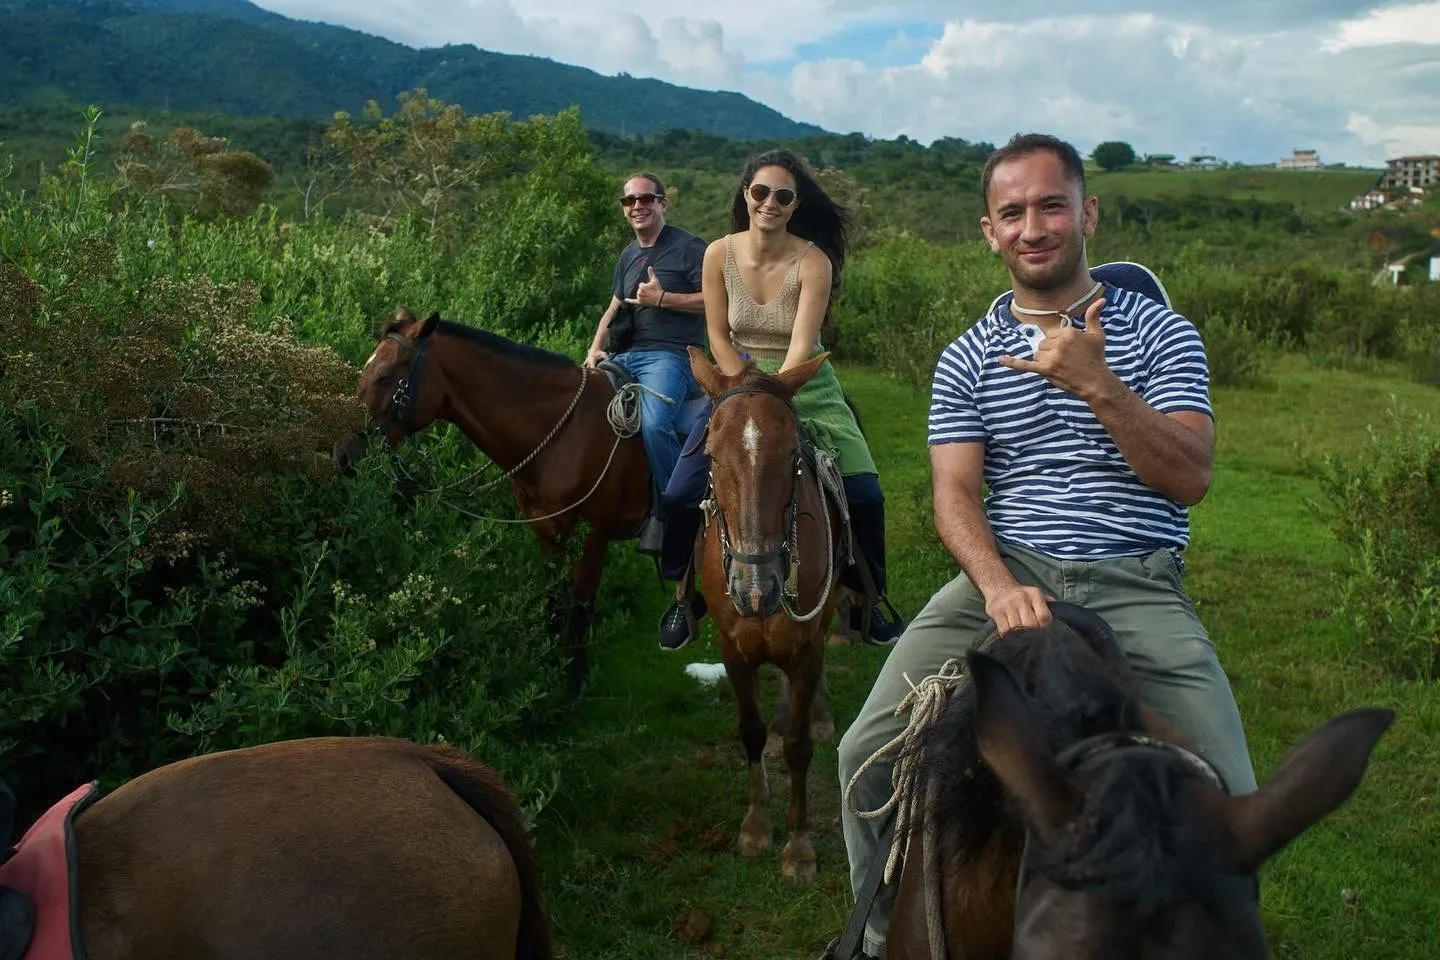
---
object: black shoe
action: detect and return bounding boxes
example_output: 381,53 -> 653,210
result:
851,600 -> 903,647
636,513 -> 664,556
0,885 -> 33,960
659,593 -> 707,651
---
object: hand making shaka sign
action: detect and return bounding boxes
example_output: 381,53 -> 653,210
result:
998,297 -> 1116,403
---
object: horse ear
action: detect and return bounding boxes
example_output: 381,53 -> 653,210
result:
419,312 -> 440,340
689,346 -> 728,398
970,650 -> 1078,839
774,352 -> 830,397
1209,707 -> 1393,876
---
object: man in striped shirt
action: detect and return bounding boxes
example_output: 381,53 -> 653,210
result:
834,133 -> 1257,959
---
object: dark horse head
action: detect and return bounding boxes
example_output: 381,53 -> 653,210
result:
687,346 -> 830,618
336,307 -> 444,470
914,608 -> 1394,959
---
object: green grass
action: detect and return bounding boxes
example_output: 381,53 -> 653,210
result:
533,359 -> 1440,959
1091,168 -> 1381,213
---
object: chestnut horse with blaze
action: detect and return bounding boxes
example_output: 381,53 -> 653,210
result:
688,348 -> 845,884
36,737 -> 549,959
339,309 -> 657,699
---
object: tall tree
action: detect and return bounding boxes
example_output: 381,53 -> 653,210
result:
1092,141 -> 1137,172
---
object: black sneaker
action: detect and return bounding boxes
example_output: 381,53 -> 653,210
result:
851,601 -> 902,647
659,593 -> 707,651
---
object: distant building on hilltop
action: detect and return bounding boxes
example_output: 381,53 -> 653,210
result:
1277,149 -> 1320,170
1350,189 -> 1388,211
1187,154 -> 1221,169
1383,155 -> 1440,191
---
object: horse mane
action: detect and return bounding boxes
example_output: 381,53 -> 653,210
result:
731,364 -> 796,401
381,319 -> 576,369
910,618 -> 1226,911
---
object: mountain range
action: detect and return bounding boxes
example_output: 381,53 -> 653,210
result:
0,0 -> 829,141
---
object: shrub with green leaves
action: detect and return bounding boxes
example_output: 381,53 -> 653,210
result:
0,109 -> 579,815
1316,405 -> 1440,679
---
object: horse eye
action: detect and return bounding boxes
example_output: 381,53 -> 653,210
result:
375,373 -> 397,385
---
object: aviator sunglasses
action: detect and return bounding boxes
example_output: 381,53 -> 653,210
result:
619,192 -> 664,207
748,183 -> 797,208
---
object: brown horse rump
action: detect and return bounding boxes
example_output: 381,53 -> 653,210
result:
0,781 -> 100,960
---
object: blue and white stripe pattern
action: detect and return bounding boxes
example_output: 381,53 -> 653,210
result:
929,281 -> 1211,559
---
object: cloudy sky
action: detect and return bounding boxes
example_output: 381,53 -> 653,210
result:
251,0 -> 1439,166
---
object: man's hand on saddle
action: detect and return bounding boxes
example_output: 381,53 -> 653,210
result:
584,347 -> 608,368
985,582 -> 1054,636
624,267 -> 665,307
998,298 -> 1122,403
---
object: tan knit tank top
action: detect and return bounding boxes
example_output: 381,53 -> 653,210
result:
723,234 -> 820,363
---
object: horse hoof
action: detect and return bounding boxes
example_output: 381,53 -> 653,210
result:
782,856 -> 817,885
738,828 -> 772,856
811,719 -> 835,741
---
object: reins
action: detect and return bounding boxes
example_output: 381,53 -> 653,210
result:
374,332 -> 660,525
704,385 -> 836,623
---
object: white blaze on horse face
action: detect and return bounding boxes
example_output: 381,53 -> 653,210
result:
363,346 -> 382,373
743,417 -> 762,468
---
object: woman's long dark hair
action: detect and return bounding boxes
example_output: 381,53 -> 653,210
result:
730,149 -> 854,291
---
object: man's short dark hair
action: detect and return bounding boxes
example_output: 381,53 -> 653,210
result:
622,171 -> 666,198
981,134 -> 1086,208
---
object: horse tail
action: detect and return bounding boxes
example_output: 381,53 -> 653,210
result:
420,745 -> 554,960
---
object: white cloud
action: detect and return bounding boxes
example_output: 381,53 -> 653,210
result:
1322,1 -> 1440,50
249,0 -> 1440,166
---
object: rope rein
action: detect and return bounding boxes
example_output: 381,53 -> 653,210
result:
390,371 -> 669,525
842,656 -> 974,885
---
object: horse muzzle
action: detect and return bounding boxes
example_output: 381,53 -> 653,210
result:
727,563 -> 785,618
335,431 -> 369,473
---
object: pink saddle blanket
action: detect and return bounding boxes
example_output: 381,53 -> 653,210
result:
0,782 -> 100,960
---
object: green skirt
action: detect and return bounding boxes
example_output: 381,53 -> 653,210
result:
755,357 -> 877,477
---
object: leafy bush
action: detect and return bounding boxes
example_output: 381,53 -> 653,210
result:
1316,406 -> 1440,679
0,112 -> 579,816
832,232 -> 1007,382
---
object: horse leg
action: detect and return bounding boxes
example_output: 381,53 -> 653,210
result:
564,527 -> 609,701
767,669 -> 833,757
766,670 -> 789,758
810,668 -> 835,741
780,653 -> 821,884
725,655 -> 772,856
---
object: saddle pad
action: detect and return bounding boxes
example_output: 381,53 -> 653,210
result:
0,782 -> 100,960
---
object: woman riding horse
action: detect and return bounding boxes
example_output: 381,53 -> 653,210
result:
654,148 -> 904,652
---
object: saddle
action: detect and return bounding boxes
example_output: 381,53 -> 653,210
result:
0,781 -> 100,960
596,360 -> 710,441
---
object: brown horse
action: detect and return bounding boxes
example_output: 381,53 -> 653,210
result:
886,608 -> 1393,959
73,736 -> 550,959
687,348 -> 846,884
339,308 -> 658,699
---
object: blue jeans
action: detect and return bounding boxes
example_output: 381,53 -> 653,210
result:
610,350 -> 697,488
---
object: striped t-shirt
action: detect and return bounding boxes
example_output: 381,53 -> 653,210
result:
928,282 -> 1212,559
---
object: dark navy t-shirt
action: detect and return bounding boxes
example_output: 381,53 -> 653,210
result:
611,224 -> 707,355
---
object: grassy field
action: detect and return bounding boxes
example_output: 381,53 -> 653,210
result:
533,356 -> 1440,960
1091,167 -> 1381,213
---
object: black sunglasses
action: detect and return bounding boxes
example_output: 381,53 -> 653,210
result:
620,193 -> 664,207
748,183 -> 796,208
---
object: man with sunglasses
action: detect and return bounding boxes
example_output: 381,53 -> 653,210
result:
586,172 -> 708,553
